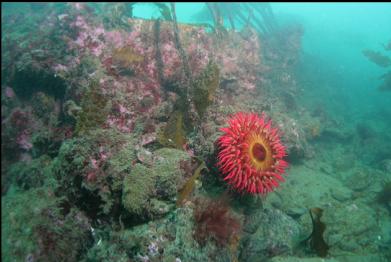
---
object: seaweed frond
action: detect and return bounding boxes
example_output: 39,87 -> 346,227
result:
177,160 -> 207,206
376,181 -> 391,206
304,207 -> 329,257
157,110 -> 186,149
192,62 -> 220,118
75,81 -> 109,135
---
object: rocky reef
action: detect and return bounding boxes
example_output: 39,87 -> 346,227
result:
2,3 -> 390,262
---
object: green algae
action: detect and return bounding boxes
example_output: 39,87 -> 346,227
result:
2,187 -> 91,262
5,154 -> 53,190
122,164 -> 156,216
52,129 -> 136,216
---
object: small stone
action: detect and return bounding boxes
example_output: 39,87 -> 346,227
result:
286,207 -> 307,218
331,187 -> 352,202
240,208 -> 301,261
346,171 -> 370,192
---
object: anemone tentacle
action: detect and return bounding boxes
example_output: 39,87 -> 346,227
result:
217,112 -> 288,194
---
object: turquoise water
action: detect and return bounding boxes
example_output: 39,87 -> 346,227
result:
2,3 -> 391,262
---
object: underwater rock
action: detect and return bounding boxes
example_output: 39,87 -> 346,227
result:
97,205 -> 225,262
286,207 -> 308,218
10,66 -> 67,101
63,100 -> 82,119
122,163 -> 156,216
344,169 -> 371,192
193,197 -> 242,248
31,92 -> 58,123
356,122 -> 375,141
152,148 -> 191,199
136,146 -> 154,166
188,123 -> 220,160
330,187 -> 352,202
123,148 -> 191,219
163,206 -> 228,262
333,154 -> 356,173
271,165 -> 349,212
5,154 -> 52,190
269,255 -> 385,262
275,115 -> 308,163
240,207 -> 301,261
52,129 -> 136,217
2,187 -> 91,262
268,193 -> 284,210
320,127 -> 352,143
380,159 -> 391,173
322,202 -> 379,254
4,4 -> 389,262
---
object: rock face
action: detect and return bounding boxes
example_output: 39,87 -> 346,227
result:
240,207 -> 301,262
322,202 -> 380,254
2,187 -> 91,262
122,148 -> 191,219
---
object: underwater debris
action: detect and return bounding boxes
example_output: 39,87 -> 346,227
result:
362,49 -> 391,68
304,207 -> 329,258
